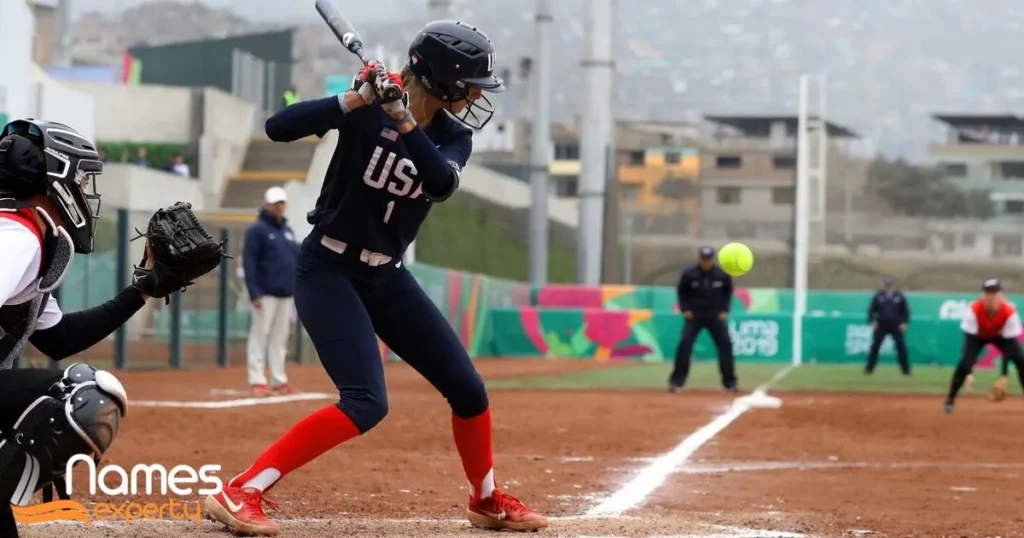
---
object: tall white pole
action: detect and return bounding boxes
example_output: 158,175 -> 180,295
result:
528,0 -> 553,286
792,74 -> 811,366
577,0 -> 615,284
816,76 -> 828,227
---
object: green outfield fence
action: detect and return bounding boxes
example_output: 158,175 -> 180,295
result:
31,209 -> 1011,370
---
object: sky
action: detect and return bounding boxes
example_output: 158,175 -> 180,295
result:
71,0 -> 413,23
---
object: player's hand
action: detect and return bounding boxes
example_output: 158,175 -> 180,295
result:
351,61 -> 382,105
373,67 -> 408,117
139,242 -> 155,300
252,298 -> 262,310
683,310 -> 693,320
719,312 -> 728,320
899,323 -> 907,331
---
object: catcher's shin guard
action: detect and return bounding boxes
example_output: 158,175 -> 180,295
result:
0,363 -> 127,506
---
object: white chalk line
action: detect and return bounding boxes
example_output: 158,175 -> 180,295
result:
585,364 -> 796,518
133,392 -> 335,408
675,460 -> 1024,474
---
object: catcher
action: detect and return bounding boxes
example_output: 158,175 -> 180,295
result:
0,119 -> 223,535
944,278 -> 1024,413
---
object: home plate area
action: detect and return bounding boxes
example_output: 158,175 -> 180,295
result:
16,361 -> 1024,537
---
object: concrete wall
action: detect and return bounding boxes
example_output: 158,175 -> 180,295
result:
100,163 -> 205,212
62,82 -> 256,208
29,64 -> 96,142
199,88 -> 256,205
63,81 -> 193,142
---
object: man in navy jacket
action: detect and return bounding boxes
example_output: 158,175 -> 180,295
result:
243,187 -> 300,395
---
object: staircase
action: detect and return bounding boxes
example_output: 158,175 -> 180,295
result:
220,135 -> 319,209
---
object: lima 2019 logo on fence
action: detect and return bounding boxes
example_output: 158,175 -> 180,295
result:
728,319 -> 780,357
12,456 -> 223,527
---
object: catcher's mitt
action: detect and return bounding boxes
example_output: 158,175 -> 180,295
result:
130,202 -> 228,304
988,375 -> 1009,402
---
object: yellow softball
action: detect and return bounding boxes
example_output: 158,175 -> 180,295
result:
718,242 -> 754,277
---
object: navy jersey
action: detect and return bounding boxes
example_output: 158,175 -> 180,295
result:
265,97 -> 472,258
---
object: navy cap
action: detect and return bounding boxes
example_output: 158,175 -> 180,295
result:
983,278 -> 1002,292
698,246 -> 715,259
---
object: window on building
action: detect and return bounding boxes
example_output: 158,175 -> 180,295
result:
1006,200 -> 1024,213
1000,161 -> 1024,179
554,141 -> 580,160
942,163 -> 968,177
716,155 -> 742,169
629,150 -> 645,166
771,187 -> 795,205
554,176 -> 579,197
665,151 -> 681,164
772,155 -> 796,169
716,187 -> 741,205
621,184 -> 640,201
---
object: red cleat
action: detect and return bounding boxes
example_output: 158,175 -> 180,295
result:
204,486 -> 279,536
468,490 -> 550,531
273,384 -> 300,394
252,384 -> 271,397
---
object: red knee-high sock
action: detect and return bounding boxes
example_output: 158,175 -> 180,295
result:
452,407 -> 496,500
230,405 -> 360,492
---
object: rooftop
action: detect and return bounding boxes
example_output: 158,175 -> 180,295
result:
704,114 -> 859,138
932,113 -> 1024,130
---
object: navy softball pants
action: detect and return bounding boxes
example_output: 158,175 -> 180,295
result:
294,232 -> 488,433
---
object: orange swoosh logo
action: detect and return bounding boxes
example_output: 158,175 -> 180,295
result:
12,501 -> 93,526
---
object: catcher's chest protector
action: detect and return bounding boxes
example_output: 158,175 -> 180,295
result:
0,224 -> 75,370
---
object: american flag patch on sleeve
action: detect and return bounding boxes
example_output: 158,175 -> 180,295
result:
380,128 -> 399,142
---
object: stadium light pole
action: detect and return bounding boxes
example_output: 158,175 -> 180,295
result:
577,0 -> 615,284
527,0 -> 553,286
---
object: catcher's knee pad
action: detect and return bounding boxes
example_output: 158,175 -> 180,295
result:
0,363 -> 127,505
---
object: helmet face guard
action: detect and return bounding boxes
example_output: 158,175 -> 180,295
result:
1,120 -> 102,253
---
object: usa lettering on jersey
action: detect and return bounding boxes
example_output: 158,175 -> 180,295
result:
362,146 -> 425,223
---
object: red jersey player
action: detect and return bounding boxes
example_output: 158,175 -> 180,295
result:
945,279 -> 1024,413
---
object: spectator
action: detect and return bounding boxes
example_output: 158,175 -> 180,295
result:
243,187 -> 300,396
98,147 -> 108,163
166,154 -> 190,177
282,86 -> 300,108
133,147 -> 149,167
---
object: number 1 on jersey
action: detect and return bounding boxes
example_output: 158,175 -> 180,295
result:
384,200 -> 395,223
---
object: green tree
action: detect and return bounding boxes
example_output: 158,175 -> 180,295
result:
866,157 -> 994,219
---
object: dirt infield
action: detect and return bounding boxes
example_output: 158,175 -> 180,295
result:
18,360 -> 1024,538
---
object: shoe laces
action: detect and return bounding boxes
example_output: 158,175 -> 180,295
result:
241,488 -> 280,512
492,491 -> 527,513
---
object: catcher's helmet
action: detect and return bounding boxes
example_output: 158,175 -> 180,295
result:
407,20 -> 505,130
0,119 -> 103,253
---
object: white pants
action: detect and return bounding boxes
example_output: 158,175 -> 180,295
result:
247,296 -> 293,387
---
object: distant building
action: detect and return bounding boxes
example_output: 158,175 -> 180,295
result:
699,115 -> 858,240
929,114 -> 1024,217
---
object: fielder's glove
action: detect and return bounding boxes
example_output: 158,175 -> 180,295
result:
130,202 -> 228,304
987,375 -> 1009,402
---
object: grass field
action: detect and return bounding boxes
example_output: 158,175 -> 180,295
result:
489,360 -> 1012,395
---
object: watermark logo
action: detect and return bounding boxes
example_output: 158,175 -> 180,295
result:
13,455 -> 223,526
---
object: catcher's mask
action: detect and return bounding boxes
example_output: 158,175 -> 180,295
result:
0,119 -> 103,254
